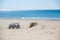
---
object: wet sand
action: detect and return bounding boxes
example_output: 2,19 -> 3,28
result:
0,19 -> 60,40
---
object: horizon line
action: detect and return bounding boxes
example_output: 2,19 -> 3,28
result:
0,9 -> 60,11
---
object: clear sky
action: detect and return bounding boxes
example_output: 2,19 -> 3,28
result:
0,0 -> 60,10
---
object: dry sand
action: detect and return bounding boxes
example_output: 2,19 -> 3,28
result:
0,19 -> 60,40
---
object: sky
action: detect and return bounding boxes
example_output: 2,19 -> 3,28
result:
0,0 -> 60,10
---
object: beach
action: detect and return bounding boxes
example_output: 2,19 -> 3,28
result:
0,19 -> 60,40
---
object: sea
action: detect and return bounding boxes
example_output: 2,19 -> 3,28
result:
0,10 -> 60,19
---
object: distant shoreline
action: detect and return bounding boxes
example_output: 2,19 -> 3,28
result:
0,9 -> 60,11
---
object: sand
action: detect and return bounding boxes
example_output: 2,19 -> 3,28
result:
0,19 -> 60,40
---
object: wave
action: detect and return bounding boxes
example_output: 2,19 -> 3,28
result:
0,17 -> 60,20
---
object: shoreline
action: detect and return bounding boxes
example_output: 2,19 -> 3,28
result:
0,18 -> 60,20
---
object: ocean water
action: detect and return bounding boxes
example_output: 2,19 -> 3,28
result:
0,10 -> 60,19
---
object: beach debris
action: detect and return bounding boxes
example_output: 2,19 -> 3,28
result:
39,24 -> 46,29
8,23 -> 20,29
41,26 -> 45,29
29,22 -> 37,28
